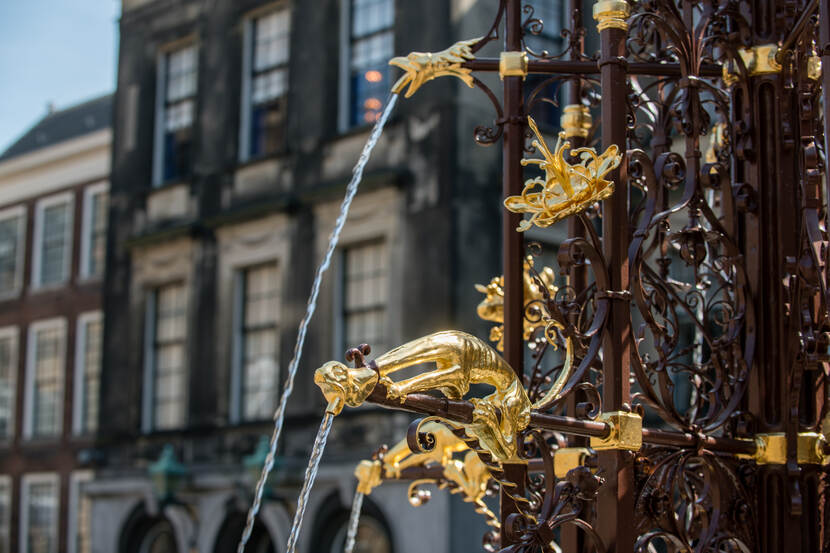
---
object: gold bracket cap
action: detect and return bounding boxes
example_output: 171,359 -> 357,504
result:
590,411 -> 642,451
500,51 -> 528,80
593,0 -> 630,31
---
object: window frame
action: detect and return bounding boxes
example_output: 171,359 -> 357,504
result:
239,6 -> 292,162
0,205 -> 26,299
23,318 -> 66,440
0,326 -> 18,443
79,182 -> 108,281
72,312 -> 102,436
152,41 -> 199,187
230,261 -> 281,424
31,192 -> 74,290
142,283 -> 189,433
338,0 -> 395,132
20,472 -> 60,553
67,471 -> 93,553
336,240 -> 389,357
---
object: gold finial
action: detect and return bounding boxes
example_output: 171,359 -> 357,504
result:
389,38 -> 479,98
504,116 -> 622,231
560,105 -> 592,139
593,0 -> 630,32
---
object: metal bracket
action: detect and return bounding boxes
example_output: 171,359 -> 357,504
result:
736,432 -> 829,465
590,411 -> 642,451
553,447 -> 593,477
499,51 -> 528,80
722,44 -> 782,85
560,105 -> 592,139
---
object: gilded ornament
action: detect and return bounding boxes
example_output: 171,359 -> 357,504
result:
560,104 -> 592,139
389,38 -> 479,98
592,0 -> 630,32
504,116 -> 622,231
475,256 -> 558,351
383,421 -> 469,478
353,422 -> 496,523
475,257 -> 574,405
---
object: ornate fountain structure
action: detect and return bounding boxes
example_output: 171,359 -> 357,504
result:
288,0 -> 830,550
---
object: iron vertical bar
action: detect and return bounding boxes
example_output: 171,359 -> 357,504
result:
595,4 -> 635,553
501,1 -> 527,547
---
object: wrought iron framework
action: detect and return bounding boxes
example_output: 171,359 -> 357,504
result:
315,0 -> 830,551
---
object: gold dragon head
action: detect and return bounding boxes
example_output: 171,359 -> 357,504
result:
504,116 -> 622,231
389,38 -> 479,98
314,361 -> 378,415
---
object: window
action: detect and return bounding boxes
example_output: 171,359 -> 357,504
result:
33,194 -> 73,288
0,477 -> 10,553
154,44 -> 198,185
80,183 -> 108,280
342,242 -> 388,355
20,474 -> 59,553
24,320 -> 66,439
0,207 -> 25,297
145,284 -> 187,431
234,263 -> 280,422
68,472 -> 93,553
0,328 -> 17,441
73,313 -> 101,435
240,9 -> 291,160
345,0 -> 394,127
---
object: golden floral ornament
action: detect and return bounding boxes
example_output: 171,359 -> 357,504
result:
504,116 -> 622,231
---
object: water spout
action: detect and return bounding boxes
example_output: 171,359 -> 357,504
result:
237,93 -> 399,553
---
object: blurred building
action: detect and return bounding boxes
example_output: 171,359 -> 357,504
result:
0,95 -> 111,552
89,0 -> 563,552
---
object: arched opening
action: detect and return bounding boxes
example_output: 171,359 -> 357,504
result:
308,492 -> 394,553
212,511 -> 275,553
119,505 -> 179,553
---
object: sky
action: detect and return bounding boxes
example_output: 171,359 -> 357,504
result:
0,1 -> 120,152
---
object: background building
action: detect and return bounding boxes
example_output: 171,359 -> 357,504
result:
0,95 -> 111,553
87,0 -> 572,552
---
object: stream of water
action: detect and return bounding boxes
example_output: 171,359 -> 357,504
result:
344,489 -> 365,553
285,412 -> 335,553
236,93 -> 399,553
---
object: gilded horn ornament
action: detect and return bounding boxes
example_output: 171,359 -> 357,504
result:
389,38 -> 480,98
504,116 -> 622,231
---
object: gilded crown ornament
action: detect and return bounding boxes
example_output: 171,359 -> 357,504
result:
389,38 -> 479,98
504,116 -> 622,231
